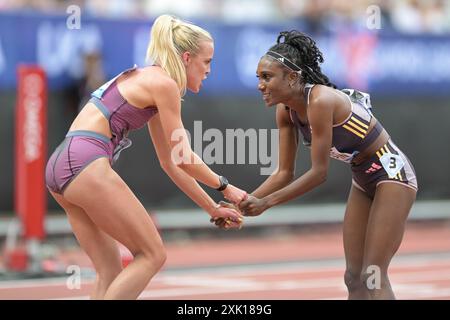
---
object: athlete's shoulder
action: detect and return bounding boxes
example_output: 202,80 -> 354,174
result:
139,66 -> 179,94
308,85 -> 336,110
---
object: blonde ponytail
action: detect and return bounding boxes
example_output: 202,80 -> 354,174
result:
146,15 -> 213,97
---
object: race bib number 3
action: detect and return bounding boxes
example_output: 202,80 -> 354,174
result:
379,153 -> 405,178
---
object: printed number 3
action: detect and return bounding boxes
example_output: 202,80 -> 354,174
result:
389,157 -> 396,169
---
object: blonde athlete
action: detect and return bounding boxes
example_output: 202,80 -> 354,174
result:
45,15 -> 246,299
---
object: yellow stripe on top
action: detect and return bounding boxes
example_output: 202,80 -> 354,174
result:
342,116 -> 369,138
350,116 -> 369,129
347,121 -> 367,134
342,124 -> 365,138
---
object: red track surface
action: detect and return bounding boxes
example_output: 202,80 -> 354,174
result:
1,221 -> 450,300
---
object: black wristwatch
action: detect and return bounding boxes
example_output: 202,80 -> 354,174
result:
216,175 -> 229,191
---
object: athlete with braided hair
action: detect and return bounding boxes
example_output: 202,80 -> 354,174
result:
216,30 -> 418,299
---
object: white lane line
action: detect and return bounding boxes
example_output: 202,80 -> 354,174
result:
53,270 -> 450,300
3,253 -> 450,300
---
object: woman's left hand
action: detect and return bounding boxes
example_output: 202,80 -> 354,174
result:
239,195 -> 269,217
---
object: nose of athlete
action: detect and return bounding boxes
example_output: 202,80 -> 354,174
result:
258,81 -> 265,92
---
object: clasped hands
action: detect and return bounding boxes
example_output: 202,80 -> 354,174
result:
209,195 -> 269,230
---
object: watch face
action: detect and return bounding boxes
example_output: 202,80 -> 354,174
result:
217,176 -> 229,191
221,176 -> 228,185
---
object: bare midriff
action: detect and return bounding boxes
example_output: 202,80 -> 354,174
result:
351,116 -> 390,165
68,103 -> 112,139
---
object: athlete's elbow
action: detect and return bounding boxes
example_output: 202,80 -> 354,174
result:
277,170 -> 295,185
170,145 -> 196,171
312,167 -> 328,185
159,160 -> 176,173
159,155 -> 188,172
176,160 -> 198,174
318,174 -> 327,185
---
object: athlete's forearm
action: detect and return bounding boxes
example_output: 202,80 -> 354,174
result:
264,169 -> 326,208
163,163 -> 218,215
177,151 -> 221,189
251,171 -> 294,199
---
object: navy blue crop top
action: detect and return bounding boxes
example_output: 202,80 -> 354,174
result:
288,84 -> 384,163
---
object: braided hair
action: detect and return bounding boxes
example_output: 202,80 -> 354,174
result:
268,30 -> 336,89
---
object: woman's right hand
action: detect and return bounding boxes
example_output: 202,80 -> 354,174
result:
209,204 -> 243,229
222,184 -> 248,205
209,201 -> 243,229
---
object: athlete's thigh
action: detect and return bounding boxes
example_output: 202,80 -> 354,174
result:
63,158 -> 163,256
343,185 -> 372,273
363,183 -> 416,270
50,190 -> 122,272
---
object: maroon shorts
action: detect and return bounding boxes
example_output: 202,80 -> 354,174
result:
45,130 -> 114,194
351,139 -> 418,199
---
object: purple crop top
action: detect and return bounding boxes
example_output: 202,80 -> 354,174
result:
89,65 -> 159,148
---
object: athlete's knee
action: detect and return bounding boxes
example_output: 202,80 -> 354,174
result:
360,266 -> 389,291
344,269 -> 364,291
139,240 -> 167,270
154,247 -> 167,270
151,243 -> 167,270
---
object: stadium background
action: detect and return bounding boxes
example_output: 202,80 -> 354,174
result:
1,0 -> 449,213
0,1 -> 450,300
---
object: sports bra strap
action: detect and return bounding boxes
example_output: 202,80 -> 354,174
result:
89,96 -> 111,119
91,64 -> 138,100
